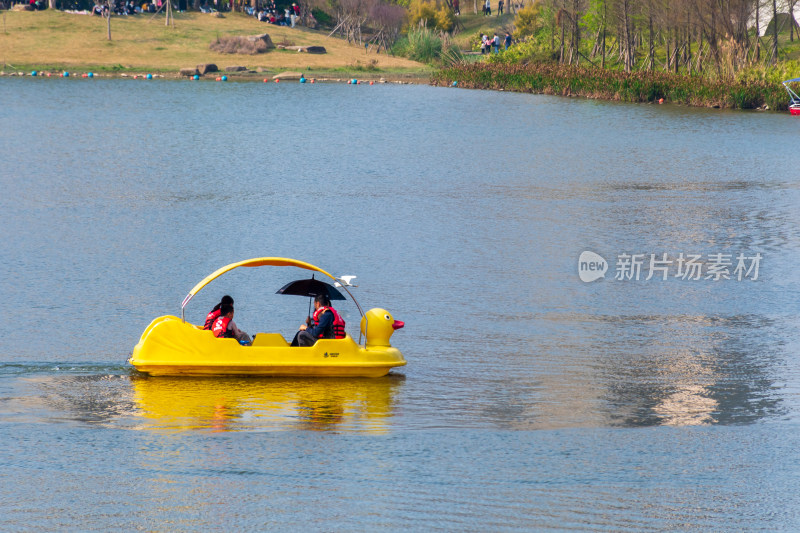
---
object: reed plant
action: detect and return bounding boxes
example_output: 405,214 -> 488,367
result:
393,26 -> 443,64
433,62 -> 788,110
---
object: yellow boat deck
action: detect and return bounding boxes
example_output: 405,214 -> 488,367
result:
129,316 -> 406,378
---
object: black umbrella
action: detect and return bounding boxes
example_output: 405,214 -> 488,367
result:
276,275 -> 346,318
276,276 -> 346,300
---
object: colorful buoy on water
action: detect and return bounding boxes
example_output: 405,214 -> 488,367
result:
63,72 -> 70,77
263,78 -> 268,83
146,73 -> 153,80
88,72 -> 94,78
221,75 -> 227,81
31,70 -> 37,76
299,77 -> 306,83
452,81 -> 458,87
369,81 -> 374,85
193,74 -> 199,80
310,78 -> 315,84
275,78 -> 280,83
352,79 -> 357,84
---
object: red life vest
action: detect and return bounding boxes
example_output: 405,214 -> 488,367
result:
212,315 -> 231,338
312,306 -> 346,339
203,309 -> 221,330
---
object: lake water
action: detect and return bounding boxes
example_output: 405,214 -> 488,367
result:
2,77 -> 800,530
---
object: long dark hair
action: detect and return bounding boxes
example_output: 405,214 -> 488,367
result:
212,294 -> 234,312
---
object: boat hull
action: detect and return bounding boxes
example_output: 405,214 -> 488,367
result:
129,316 -> 406,377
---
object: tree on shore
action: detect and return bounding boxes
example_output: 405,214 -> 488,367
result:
106,0 -> 112,40
511,0 -> 799,77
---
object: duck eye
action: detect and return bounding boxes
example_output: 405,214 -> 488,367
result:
384,314 -> 391,320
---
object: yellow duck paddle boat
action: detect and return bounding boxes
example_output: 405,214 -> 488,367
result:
129,257 -> 406,377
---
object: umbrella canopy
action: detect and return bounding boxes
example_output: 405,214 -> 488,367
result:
276,277 -> 346,300
177,257 -> 364,326
181,257 -> 336,310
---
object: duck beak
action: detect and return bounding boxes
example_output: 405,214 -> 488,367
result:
392,320 -> 404,330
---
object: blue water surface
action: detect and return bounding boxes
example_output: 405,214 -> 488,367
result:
1,77 -> 799,530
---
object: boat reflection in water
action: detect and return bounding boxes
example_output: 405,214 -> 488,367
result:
131,374 -> 404,433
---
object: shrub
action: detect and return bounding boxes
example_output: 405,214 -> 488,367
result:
408,0 -> 453,32
393,27 -> 443,64
513,2 -> 541,39
440,44 -> 467,67
435,5 -> 455,32
312,8 -> 333,27
735,60 -> 800,85
487,36 -> 556,65
408,0 -> 438,28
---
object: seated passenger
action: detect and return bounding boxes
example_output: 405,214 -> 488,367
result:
212,304 -> 252,344
291,294 -> 346,347
203,294 -> 234,330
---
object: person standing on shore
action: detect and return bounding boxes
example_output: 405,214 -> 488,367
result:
498,0 -> 503,15
504,32 -> 512,51
485,0 -> 491,15
493,33 -> 500,54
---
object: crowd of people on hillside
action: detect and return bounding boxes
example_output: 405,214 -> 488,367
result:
89,0 -> 163,15
254,1 -> 298,27
4,0 -> 48,10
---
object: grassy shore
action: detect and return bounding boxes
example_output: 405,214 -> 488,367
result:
0,9 -> 429,78
433,62 -> 789,110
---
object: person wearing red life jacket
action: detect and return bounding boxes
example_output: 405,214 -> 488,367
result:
211,304 -> 252,344
291,294 -> 346,346
311,303 -> 346,339
203,295 -> 234,330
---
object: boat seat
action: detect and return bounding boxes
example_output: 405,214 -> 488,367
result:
251,333 -> 290,347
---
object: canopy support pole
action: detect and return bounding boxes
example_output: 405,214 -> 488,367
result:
335,280 -> 366,345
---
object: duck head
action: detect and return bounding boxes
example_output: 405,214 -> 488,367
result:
360,308 -> 404,347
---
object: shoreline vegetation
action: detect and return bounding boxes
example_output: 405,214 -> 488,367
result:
3,2 -> 799,112
424,0 -> 800,112
432,62 -> 789,110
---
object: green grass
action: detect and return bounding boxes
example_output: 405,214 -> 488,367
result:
0,9 -> 427,74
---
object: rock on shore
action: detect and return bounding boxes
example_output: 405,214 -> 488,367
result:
197,63 -> 218,74
275,45 -> 326,54
272,71 -> 304,80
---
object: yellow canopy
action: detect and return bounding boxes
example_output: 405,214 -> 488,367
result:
181,257 -> 337,310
